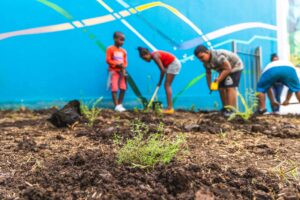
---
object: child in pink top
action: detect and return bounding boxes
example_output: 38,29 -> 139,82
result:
106,32 -> 127,112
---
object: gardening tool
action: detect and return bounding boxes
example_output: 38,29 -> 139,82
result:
282,102 -> 300,105
147,86 -> 160,109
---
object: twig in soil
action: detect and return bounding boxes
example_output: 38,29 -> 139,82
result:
68,121 -> 79,130
25,181 -> 33,187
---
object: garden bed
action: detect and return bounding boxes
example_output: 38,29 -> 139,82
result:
0,109 -> 299,199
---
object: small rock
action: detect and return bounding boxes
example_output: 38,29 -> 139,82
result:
184,124 -> 200,132
254,190 -> 272,200
56,135 -> 65,140
103,127 -> 115,134
195,188 -> 215,200
99,170 -> 113,182
251,125 -> 264,133
283,124 -> 296,129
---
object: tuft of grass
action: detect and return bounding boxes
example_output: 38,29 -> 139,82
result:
114,121 -> 187,168
80,97 -> 103,127
226,90 -> 258,121
272,160 -> 300,183
218,129 -> 227,139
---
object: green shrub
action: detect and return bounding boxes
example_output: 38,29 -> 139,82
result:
80,97 -> 103,127
114,121 -> 187,168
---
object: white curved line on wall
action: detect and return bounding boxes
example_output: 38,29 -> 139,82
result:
0,23 -> 74,40
206,22 -> 277,40
120,19 -> 158,51
81,14 -> 115,26
213,35 -> 277,48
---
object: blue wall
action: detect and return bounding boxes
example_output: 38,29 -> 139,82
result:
0,0 -> 277,109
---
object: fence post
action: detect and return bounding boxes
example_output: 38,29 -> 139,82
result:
232,41 -> 240,109
254,47 -> 262,90
232,41 -> 237,53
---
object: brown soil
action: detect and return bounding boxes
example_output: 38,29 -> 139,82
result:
0,109 -> 299,200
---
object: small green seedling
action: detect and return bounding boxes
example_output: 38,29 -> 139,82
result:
80,97 -> 103,127
133,106 -> 139,113
225,90 -> 258,121
218,129 -> 227,138
190,104 -> 196,112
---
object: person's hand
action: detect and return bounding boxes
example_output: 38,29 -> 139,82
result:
282,100 -> 289,106
214,78 -> 219,83
271,101 -> 279,108
116,64 -> 123,68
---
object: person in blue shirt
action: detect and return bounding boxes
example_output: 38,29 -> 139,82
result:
256,60 -> 300,114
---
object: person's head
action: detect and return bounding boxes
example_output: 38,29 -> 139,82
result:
113,31 -> 125,47
194,45 -> 211,62
137,47 -> 152,62
271,53 -> 279,62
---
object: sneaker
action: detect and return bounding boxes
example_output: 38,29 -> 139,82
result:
119,104 -> 126,112
162,108 -> 175,115
114,104 -> 125,112
220,107 -> 227,113
223,110 -> 234,117
254,109 -> 267,115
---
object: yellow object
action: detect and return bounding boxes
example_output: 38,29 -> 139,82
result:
162,108 -> 175,115
210,82 -> 219,91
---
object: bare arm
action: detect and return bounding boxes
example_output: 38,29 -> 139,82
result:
153,53 -> 166,86
206,68 -> 212,89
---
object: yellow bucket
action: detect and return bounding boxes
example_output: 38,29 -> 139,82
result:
210,82 -> 219,91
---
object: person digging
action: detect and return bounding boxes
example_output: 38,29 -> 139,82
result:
138,47 -> 181,114
194,45 -> 244,117
256,60 -> 300,114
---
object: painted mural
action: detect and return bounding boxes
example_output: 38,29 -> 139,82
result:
0,0 -> 277,109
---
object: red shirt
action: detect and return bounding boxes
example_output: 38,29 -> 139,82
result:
106,45 -> 127,72
152,51 -> 175,68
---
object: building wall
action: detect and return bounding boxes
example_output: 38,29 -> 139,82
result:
0,0 -> 278,109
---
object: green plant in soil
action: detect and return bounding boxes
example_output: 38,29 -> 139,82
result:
190,104 -> 196,112
133,106 -> 139,113
80,97 -> 103,127
213,101 -> 219,110
273,159 -> 300,183
218,129 -> 227,139
114,120 -> 187,168
225,89 -> 258,121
